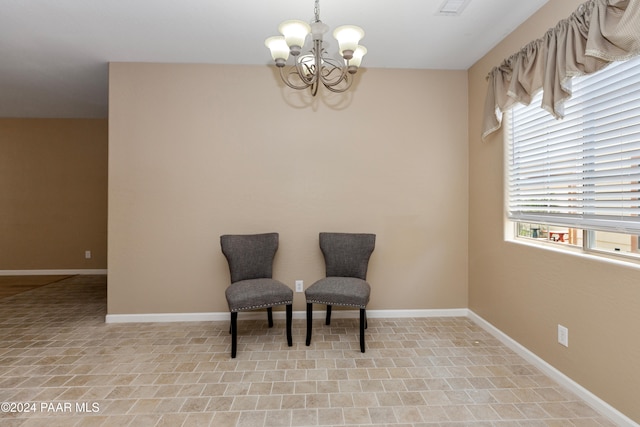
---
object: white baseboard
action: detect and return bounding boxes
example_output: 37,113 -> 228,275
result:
468,310 -> 638,427
0,269 -> 108,276
367,308 -> 469,318
105,308 -> 468,324
106,312 -> 225,323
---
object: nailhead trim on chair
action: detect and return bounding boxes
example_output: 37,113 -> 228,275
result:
306,299 -> 365,309
230,300 -> 293,312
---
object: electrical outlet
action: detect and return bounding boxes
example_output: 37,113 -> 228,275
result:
558,324 -> 569,347
85,250 -> 92,259
295,280 -> 304,293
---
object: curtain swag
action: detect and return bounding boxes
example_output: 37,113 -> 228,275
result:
482,0 -> 640,141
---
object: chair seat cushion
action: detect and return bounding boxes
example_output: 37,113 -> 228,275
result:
305,277 -> 370,308
225,278 -> 293,312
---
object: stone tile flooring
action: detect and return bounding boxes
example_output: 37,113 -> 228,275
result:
0,275 -> 617,426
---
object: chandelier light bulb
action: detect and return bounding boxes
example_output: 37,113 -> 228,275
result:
332,25 -> 365,60
278,20 -> 311,55
349,45 -> 367,70
264,36 -> 289,66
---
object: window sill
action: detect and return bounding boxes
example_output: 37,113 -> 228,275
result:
506,237 -> 640,270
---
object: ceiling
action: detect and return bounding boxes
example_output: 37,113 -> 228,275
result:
0,0 -> 549,118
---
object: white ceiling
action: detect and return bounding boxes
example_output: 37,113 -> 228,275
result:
0,0 -> 549,118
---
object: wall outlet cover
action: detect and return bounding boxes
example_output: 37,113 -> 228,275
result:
558,324 -> 569,347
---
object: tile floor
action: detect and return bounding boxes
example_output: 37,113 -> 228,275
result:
0,275 -> 617,426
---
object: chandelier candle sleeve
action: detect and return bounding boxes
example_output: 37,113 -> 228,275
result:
264,0 -> 367,96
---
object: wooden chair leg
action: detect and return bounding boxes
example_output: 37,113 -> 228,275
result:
286,304 -> 293,347
305,303 -> 313,346
325,305 -> 332,325
231,312 -> 238,358
359,308 -> 366,353
267,307 -> 274,328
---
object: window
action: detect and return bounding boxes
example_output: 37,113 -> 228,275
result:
507,55 -> 640,261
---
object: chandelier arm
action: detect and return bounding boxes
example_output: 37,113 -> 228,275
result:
310,52 -> 351,88
319,64 -> 349,88
278,67 -> 312,91
323,76 -> 353,93
292,55 -> 318,86
319,56 -> 343,68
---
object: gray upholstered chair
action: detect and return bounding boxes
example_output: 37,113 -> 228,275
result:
305,232 -> 376,353
220,233 -> 293,358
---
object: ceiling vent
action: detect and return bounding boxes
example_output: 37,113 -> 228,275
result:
436,0 -> 471,16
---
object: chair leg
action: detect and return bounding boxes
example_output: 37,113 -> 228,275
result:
267,307 -> 274,328
231,312 -> 238,358
286,304 -> 293,347
305,303 -> 313,346
365,310 -> 368,329
325,305 -> 332,325
359,308 -> 366,353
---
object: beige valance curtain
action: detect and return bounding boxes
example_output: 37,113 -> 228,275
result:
482,0 -> 640,140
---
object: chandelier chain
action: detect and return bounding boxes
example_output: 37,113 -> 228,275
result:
314,0 -> 320,23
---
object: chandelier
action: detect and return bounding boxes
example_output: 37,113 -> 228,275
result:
264,0 -> 367,96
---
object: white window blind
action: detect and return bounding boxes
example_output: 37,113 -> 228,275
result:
507,55 -> 640,234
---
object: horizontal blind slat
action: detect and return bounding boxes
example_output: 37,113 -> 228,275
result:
507,55 -> 640,234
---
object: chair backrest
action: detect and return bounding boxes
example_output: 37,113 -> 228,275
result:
220,233 -> 278,283
319,232 -> 376,280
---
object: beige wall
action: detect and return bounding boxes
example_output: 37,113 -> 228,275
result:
468,0 -> 640,422
108,63 -> 468,315
0,119 -> 108,270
